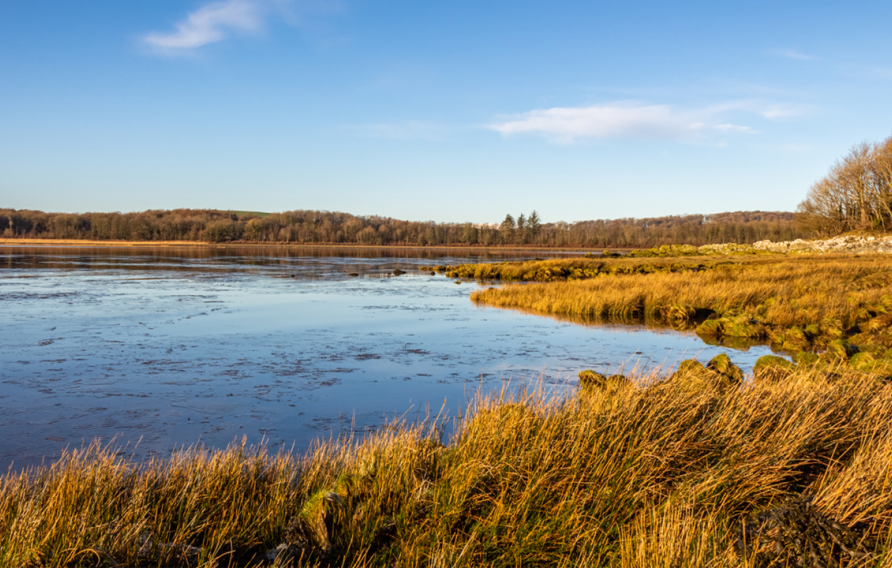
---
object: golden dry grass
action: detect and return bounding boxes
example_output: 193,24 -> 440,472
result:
442,255 -> 718,282
469,254 -> 892,360
2,365 -> 892,567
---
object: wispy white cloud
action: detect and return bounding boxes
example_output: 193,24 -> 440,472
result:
143,0 -> 266,51
772,49 -> 817,61
754,104 -> 799,119
488,101 -> 776,143
706,100 -> 807,120
714,123 -> 754,133
141,0 -> 341,55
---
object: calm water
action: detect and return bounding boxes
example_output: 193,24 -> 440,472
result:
0,246 -> 778,468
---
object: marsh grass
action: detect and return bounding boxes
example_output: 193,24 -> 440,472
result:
468,254 -> 892,361
3,364 -> 892,567
442,255 -> 733,282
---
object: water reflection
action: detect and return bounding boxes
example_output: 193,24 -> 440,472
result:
0,247 -> 778,469
479,305 -> 770,351
0,245 -> 589,275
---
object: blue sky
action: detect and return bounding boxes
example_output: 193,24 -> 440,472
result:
1,0 -> 890,223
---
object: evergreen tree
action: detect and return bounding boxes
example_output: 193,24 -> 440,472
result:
499,214 -> 516,244
527,210 -> 542,243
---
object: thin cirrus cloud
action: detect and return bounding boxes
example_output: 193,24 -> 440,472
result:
772,49 -> 817,61
142,0 -> 267,51
141,0 -> 338,54
486,101 -> 801,144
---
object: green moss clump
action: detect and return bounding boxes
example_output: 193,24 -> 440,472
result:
578,369 -> 607,388
706,353 -> 744,384
696,319 -> 725,337
848,352 -> 876,372
820,318 -> 845,339
827,339 -> 858,359
724,315 -> 765,338
677,359 -> 706,376
607,374 -> 628,385
578,370 -> 628,393
669,358 -> 740,391
786,327 -> 807,343
795,351 -> 820,367
669,359 -> 706,386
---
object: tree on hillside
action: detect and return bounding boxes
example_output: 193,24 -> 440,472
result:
0,207 -> 803,247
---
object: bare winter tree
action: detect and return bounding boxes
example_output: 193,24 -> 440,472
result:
796,135 -> 892,235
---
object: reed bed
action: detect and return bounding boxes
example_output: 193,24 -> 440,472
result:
469,254 -> 892,362
440,255 -> 744,282
2,364 -> 892,567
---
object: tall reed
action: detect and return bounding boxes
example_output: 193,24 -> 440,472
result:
2,363 -> 892,566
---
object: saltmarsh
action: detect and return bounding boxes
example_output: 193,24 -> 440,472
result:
5,251 -> 892,567
463,252 -> 892,373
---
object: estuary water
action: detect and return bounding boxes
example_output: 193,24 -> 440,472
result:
0,246 -> 777,468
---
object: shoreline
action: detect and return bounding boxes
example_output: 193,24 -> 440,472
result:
0,238 -> 603,252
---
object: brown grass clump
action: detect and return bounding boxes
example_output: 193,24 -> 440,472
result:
2,364 -> 892,567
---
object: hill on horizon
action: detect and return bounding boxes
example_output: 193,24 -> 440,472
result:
0,207 -> 802,248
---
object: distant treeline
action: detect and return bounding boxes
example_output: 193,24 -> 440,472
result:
0,208 -> 802,248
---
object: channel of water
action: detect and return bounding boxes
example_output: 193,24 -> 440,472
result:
0,246 -> 779,469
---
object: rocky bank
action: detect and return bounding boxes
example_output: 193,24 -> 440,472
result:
752,234 -> 892,254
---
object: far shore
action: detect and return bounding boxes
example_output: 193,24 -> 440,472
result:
0,238 -> 607,252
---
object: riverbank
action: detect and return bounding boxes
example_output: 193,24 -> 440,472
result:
464,254 -> 892,373
1,364 -> 890,567
0,238 -> 599,252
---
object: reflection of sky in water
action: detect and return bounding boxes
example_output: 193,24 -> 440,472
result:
0,247 -> 779,468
